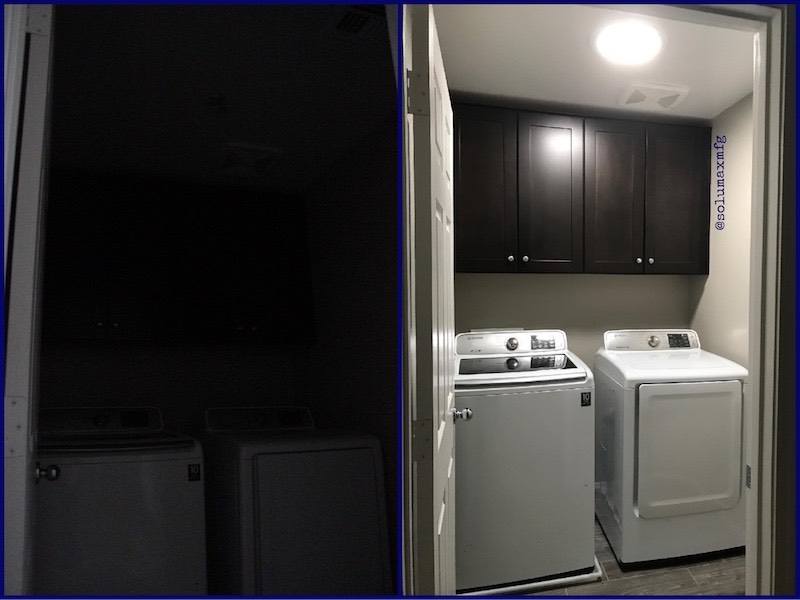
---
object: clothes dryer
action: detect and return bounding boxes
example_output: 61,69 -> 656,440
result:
594,329 -> 748,565
201,407 -> 392,596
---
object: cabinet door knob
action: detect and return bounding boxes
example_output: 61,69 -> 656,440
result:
648,257 -> 655,264
636,257 -> 643,264
507,255 -> 515,263
522,255 -> 530,263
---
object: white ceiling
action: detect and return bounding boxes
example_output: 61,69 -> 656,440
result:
433,4 -> 754,120
50,5 -> 395,195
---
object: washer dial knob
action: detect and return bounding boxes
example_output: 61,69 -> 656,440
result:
506,337 -> 519,351
647,335 -> 660,348
506,358 -> 520,370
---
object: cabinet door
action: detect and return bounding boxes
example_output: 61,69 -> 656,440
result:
584,119 -> 646,273
454,105 -> 517,272
645,124 -> 710,274
518,113 -> 583,272
41,172 -> 111,340
109,181 -> 198,341
208,194 -> 313,344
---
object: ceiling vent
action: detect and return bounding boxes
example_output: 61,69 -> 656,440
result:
618,83 -> 689,111
333,6 -> 387,45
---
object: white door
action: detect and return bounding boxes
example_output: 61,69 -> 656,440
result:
4,5 -> 53,595
402,4 -> 456,595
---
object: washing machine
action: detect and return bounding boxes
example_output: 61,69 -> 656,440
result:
32,407 -> 207,595
200,406 -> 392,596
454,329 -> 601,594
594,329 -> 748,565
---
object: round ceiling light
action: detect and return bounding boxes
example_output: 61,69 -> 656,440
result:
594,20 -> 663,66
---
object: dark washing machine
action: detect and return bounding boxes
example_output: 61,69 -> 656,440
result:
33,407 -> 207,595
201,407 -> 392,595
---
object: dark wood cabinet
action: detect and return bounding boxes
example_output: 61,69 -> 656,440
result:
454,105 -> 517,272
584,119 -> 646,274
645,124 -> 710,274
518,113 -> 583,272
41,172 -> 314,343
41,174 -> 112,340
454,106 -> 583,273
585,119 -> 710,274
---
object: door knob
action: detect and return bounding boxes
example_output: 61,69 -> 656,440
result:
507,255 -> 515,262
453,408 -> 474,422
522,255 -> 530,263
636,257 -> 643,264
35,463 -> 60,482
648,257 -> 655,264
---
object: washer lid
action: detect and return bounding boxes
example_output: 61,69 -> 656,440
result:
596,347 -> 748,386
455,350 -> 590,388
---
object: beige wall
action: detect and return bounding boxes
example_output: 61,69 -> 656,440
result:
455,273 -> 693,366
303,114 -> 398,579
689,95 -> 753,368
39,341 -> 307,434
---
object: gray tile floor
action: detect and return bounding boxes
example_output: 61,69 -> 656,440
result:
533,520 -> 745,596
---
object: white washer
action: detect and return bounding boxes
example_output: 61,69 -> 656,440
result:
594,329 -> 748,565
33,407 -> 207,595
454,329 -> 600,594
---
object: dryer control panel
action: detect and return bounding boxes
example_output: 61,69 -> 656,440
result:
604,329 -> 701,351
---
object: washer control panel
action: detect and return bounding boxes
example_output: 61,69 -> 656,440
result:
604,329 -> 700,351
459,354 -> 569,375
456,329 -> 568,355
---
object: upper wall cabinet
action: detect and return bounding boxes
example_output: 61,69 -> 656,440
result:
454,105 -> 711,275
585,119 -> 711,274
454,105 -> 517,272
644,124 -> 711,274
454,105 -> 583,273
584,119 -> 646,274
518,113 -> 583,272
42,172 -> 315,344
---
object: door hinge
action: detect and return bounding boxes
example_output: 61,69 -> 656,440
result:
5,396 -> 28,458
26,6 -> 52,37
405,69 -> 429,116
411,419 -> 432,461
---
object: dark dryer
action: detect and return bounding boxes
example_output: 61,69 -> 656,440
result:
201,406 -> 392,595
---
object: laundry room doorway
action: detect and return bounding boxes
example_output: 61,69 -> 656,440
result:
402,3 -> 793,596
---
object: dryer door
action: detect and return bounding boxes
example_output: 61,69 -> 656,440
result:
636,380 -> 742,518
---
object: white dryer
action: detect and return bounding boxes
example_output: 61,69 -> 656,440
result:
594,329 -> 748,565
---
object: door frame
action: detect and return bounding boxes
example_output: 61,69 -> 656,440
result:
4,4 -> 53,595
624,7 -> 789,593
401,3 -> 792,595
